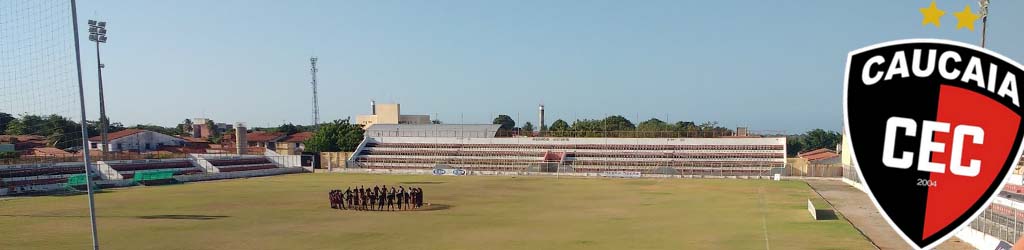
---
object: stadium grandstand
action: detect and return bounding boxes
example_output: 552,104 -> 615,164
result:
349,136 -> 786,176
0,154 -> 303,196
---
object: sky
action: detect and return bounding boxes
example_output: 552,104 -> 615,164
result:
55,0 -> 1024,133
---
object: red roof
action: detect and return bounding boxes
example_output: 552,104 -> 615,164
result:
282,132 -> 313,142
799,148 -> 840,162
246,131 -> 286,142
1,135 -> 47,149
21,147 -> 73,157
177,136 -> 210,143
88,129 -> 147,142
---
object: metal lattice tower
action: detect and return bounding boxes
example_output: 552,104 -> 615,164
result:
310,57 -> 320,129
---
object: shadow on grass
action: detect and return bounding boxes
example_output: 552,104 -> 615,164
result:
332,203 -> 452,212
0,214 -> 229,220
815,209 -> 838,220
136,214 -> 229,220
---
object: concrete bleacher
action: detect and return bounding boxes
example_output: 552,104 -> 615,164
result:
0,162 -> 88,194
349,136 -> 787,176
1,154 -> 302,196
197,156 -> 280,173
102,160 -> 204,179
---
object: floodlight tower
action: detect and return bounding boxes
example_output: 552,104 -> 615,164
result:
978,0 -> 990,47
310,57 -> 320,129
88,20 -> 109,157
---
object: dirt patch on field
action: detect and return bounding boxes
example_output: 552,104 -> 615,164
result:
805,179 -> 974,250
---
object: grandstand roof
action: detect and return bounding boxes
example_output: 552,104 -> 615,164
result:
365,124 -> 501,138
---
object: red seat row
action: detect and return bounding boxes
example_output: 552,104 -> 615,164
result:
120,168 -> 204,179
367,143 -> 784,151
3,177 -> 69,188
207,158 -> 271,166
109,161 -> 193,171
218,164 -> 278,172
0,166 -> 85,178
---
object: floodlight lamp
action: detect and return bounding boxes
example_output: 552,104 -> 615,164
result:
88,34 -> 98,41
88,20 -> 97,26
97,22 -> 106,28
98,36 -> 107,43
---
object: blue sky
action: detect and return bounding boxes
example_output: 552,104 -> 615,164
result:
67,0 -> 1024,133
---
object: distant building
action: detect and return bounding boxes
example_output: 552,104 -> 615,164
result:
191,118 -> 233,138
88,129 -> 186,152
0,135 -> 47,150
364,124 -> 501,138
21,147 -> 73,157
355,101 -> 430,128
243,131 -> 287,150
277,132 -> 313,155
797,148 -> 841,164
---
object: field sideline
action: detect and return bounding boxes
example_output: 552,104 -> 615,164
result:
0,173 -> 874,250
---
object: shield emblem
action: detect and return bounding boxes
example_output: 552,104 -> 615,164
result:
844,39 -> 1024,249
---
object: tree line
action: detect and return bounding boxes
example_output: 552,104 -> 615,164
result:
491,114 -> 733,137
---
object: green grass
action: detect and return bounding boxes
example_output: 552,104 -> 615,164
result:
0,173 -> 873,250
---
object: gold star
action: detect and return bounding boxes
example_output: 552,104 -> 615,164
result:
953,5 -> 980,31
919,1 -> 945,27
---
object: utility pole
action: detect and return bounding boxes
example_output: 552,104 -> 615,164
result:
88,20 -> 108,158
71,1 -> 100,249
979,0 -> 990,48
310,57 -> 320,130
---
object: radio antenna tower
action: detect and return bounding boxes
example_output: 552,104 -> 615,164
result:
310,57 -> 320,129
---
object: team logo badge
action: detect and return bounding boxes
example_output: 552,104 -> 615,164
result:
844,39 -> 1024,249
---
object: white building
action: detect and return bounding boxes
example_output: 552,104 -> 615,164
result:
88,129 -> 185,152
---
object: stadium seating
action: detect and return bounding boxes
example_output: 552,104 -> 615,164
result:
106,160 -> 203,179
207,158 -> 272,166
0,163 -> 87,192
218,164 -> 278,172
203,156 -> 280,173
351,137 -> 787,175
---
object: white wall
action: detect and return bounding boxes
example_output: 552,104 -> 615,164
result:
92,131 -> 185,152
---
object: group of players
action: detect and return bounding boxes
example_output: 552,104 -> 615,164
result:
328,185 -> 425,211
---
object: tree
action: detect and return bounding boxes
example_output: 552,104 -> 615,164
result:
801,129 -> 841,151
304,119 -> 364,152
132,124 -> 181,136
549,119 -> 570,131
521,122 -> 535,134
0,112 -> 13,135
673,121 -> 697,131
42,115 -> 80,149
108,122 -> 126,133
179,119 -> 194,135
275,123 -> 300,135
4,114 -> 44,135
492,114 -> 516,131
787,129 -> 842,156
638,118 -> 669,131
205,119 -> 220,138
600,115 -> 635,131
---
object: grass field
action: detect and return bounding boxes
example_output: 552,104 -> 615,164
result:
0,173 -> 874,250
